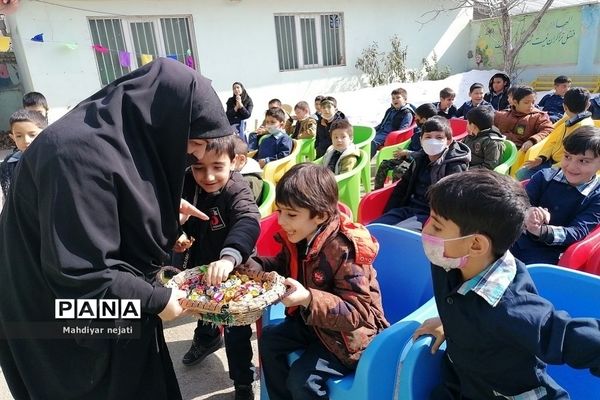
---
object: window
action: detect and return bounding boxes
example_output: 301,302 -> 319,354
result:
88,16 -> 196,86
274,13 -> 345,71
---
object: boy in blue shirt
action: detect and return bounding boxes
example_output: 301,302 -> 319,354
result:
455,83 -> 491,118
371,87 -> 415,157
511,126 -> 600,264
415,169 -> 600,399
538,75 -> 571,123
255,107 -> 293,168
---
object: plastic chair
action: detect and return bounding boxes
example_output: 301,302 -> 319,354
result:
258,179 -> 275,218
528,264 -> 600,399
262,139 -> 300,184
396,335 -> 446,400
357,181 -> 398,225
583,242 -> 600,275
558,225 -> 600,271
383,124 -> 415,147
493,140 -> 518,175
375,139 -> 411,170
335,150 -> 369,220
295,138 -> 316,163
448,118 -> 468,140
353,126 -> 376,193
257,212 -> 282,258
510,139 -> 545,178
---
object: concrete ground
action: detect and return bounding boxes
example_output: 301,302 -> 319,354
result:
0,317 -> 262,400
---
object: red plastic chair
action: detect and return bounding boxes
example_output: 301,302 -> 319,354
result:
257,213 -> 281,257
383,123 -> 416,147
449,118 -> 468,141
357,182 -> 398,226
583,242 -> 600,275
558,225 -> 600,270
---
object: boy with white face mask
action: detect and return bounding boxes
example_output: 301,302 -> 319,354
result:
373,116 -> 470,229
415,169 -> 600,400
254,107 -> 293,168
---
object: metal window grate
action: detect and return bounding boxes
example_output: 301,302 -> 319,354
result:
274,12 -> 345,71
88,16 -> 195,87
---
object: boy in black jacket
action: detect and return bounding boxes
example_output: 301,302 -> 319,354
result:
463,106 -> 505,170
174,134 -> 260,400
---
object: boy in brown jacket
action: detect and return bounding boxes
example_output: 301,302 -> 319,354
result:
247,163 -> 389,400
285,101 -> 317,139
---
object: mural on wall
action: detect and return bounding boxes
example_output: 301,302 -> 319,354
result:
473,6 -> 581,69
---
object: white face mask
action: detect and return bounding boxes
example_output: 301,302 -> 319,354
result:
421,138 -> 448,156
421,232 -> 474,271
265,125 -> 279,134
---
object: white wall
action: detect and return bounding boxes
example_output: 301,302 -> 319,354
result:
7,0 -> 471,122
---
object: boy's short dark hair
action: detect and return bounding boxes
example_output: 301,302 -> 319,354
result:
439,87 -> 456,99
276,163 -> 339,220
416,103 -> 438,119
391,88 -> 408,99
563,126 -> 600,158
421,116 -> 452,140
322,96 -> 337,108
265,107 -> 286,123
428,169 -> 530,257
9,109 -> 48,130
512,86 -> 536,103
466,106 -> 495,131
507,86 -> 518,97
204,133 -> 237,160
329,119 -> 353,139
314,95 -> 325,103
469,83 -> 484,94
232,135 -> 248,155
563,87 -> 590,114
554,75 -> 571,85
22,92 -> 48,111
294,101 -> 310,113
268,98 -> 282,107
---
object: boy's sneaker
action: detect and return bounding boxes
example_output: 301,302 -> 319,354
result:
181,336 -> 223,366
234,383 -> 254,400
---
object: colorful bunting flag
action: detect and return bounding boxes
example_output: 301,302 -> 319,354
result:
0,36 -> 11,52
64,43 -> 78,50
92,44 -> 109,54
118,51 -> 131,67
31,33 -> 44,42
167,54 -> 178,61
185,55 -> 195,69
140,54 -> 153,65
186,49 -> 192,56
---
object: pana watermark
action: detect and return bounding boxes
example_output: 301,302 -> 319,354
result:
55,299 -> 141,319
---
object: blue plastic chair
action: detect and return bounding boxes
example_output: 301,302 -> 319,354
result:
396,335 -> 446,400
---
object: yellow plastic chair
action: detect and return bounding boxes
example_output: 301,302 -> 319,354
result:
296,138 -> 316,163
493,140 -> 518,175
335,150 -> 369,220
262,140 -> 300,184
595,120 -> 600,128
353,126 -> 376,193
258,179 -> 275,218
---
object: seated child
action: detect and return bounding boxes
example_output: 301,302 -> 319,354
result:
483,72 -> 511,111
511,126 -> 600,265
321,119 -> 360,175
371,87 -> 415,157
538,75 -> 571,123
494,85 -> 553,151
463,106 -> 505,170
454,83 -> 491,118
415,168 -> 600,400
373,116 -> 470,229
248,99 -> 286,150
433,87 -> 457,119
590,94 -> 600,120
22,91 -> 49,122
255,107 -> 293,168
233,135 -> 264,202
312,95 -> 324,121
373,103 -> 437,189
315,97 -> 345,159
284,101 -> 317,139
174,134 -> 260,400
516,87 -> 594,180
246,163 -> 389,400
1,109 -> 47,199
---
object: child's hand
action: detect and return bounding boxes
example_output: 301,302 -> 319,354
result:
256,126 -> 267,135
412,317 -> 445,354
281,278 -> 312,308
259,159 -> 267,168
393,149 -> 409,159
173,233 -> 195,253
242,257 -> 263,273
204,257 -> 235,286
521,140 -> 534,152
523,157 -> 543,168
524,207 -> 547,236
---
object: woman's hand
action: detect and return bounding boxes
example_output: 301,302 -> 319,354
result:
158,288 -> 187,321
412,317 -> 445,354
173,233 -> 195,253
179,199 -> 208,225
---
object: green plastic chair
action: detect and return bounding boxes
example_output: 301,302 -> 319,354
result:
375,139 -> 411,170
494,140 -> 518,175
296,138 -> 316,163
353,126 -> 376,193
335,150 -> 369,221
258,179 -> 275,218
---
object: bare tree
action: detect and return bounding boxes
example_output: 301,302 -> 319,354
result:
420,0 -> 555,78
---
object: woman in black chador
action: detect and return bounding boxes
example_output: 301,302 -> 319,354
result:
0,58 -> 232,399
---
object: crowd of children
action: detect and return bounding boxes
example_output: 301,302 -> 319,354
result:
3,68 -> 600,400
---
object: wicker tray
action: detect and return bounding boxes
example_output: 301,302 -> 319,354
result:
161,266 -> 287,326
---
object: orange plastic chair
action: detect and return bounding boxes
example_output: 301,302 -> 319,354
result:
383,124 -> 416,147
357,182 -> 398,225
